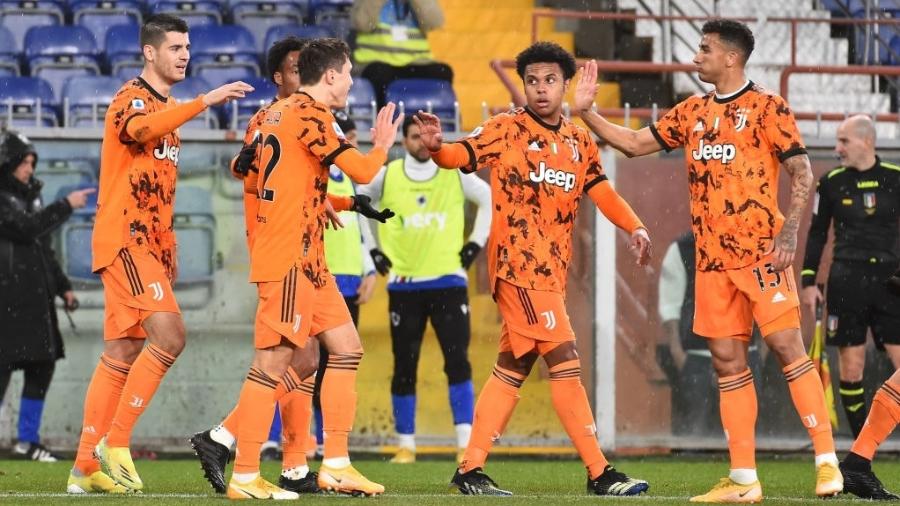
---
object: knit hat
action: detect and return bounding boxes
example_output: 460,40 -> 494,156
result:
0,130 -> 38,176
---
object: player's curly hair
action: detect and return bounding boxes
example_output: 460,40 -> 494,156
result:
702,19 -> 755,63
515,41 -> 577,81
298,38 -> 351,86
266,36 -> 307,85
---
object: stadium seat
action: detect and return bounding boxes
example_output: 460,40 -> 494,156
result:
309,0 -> 351,39
0,76 -> 58,126
72,0 -> 142,54
231,0 -> 307,52
24,25 -> 101,103
385,78 -> 458,129
62,221 -> 98,282
262,23 -> 332,54
220,75 -> 275,130
189,24 -> 260,85
891,35 -> 900,64
62,75 -> 121,127
347,77 -> 376,131
150,0 -> 223,26
171,76 -> 219,129
39,164 -> 95,204
0,26 -> 18,76
0,0 -> 63,53
174,185 -> 216,284
105,23 -> 142,79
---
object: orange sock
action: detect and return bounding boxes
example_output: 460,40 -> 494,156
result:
783,357 -> 835,456
321,352 -> 362,459
718,369 -> 757,470
233,367 -> 279,474
74,354 -> 130,475
548,359 -> 608,478
221,406 -> 239,437
274,367 -> 303,401
281,376 -> 315,470
460,364 -> 524,473
850,380 -> 900,460
106,344 -> 176,447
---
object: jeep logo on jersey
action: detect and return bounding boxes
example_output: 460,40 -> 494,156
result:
529,161 -> 576,192
691,139 -> 736,164
153,138 -> 179,165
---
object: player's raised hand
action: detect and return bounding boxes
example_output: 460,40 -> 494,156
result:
413,111 -> 443,151
203,81 -> 255,106
574,59 -> 599,114
630,227 -> 652,266
371,102 -> 403,151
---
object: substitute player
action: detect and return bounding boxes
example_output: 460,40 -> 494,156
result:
414,41 -> 651,496
66,14 -> 253,494
190,36 -> 392,496
801,114 -> 900,438
574,19 -> 841,502
222,38 -> 401,499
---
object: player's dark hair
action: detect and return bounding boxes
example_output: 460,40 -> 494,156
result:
701,19 -> 755,63
140,14 -> 189,49
266,36 -> 307,85
402,115 -> 418,137
515,41 -> 576,81
298,38 -> 350,86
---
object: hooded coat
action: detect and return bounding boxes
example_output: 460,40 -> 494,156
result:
0,131 -> 72,366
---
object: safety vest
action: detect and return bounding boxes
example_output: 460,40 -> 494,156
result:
378,159 -> 463,277
324,166 -> 363,276
354,21 -> 433,67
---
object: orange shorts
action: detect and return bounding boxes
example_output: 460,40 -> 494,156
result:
99,247 -> 180,340
693,252 -> 800,340
254,267 -> 352,349
495,279 -> 575,358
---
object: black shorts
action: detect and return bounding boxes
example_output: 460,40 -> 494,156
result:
825,260 -> 900,348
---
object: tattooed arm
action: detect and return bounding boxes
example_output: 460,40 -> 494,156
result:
772,154 -> 814,271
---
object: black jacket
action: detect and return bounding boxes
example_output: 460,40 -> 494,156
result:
0,175 -> 73,365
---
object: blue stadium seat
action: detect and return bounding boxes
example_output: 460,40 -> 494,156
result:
309,0 -> 351,39
62,75 -> 121,127
72,0 -> 142,53
262,23 -> 332,54
347,77 -> 375,131
0,26 -> 18,76
25,25 -> 101,102
386,78 -> 458,130
39,165 -> 95,205
150,0 -> 223,26
0,76 -> 58,126
0,0 -> 63,53
221,75 -> 275,129
105,23 -> 142,79
189,24 -> 260,84
890,35 -> 900,65
231,1 -> 306,52
174,185 -> 216,284
171,76 -> 219,128
57,183 -> 99,283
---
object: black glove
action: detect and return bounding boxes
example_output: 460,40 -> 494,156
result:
459,241 -> 481,269
888,268 -> 900,296
352,195 -> 395,223
370,248 -> 393,276
233,136 -> 260,177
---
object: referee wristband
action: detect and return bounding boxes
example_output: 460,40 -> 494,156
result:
800,270 -> 816,287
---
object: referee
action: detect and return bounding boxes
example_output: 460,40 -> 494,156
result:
801,114 -> 900,438
358,116 -> 491,464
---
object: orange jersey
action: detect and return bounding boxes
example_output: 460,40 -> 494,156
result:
232,103 -> 272,250
249,92 -> 354,285
457,107 -> 606,294
93,77 -> 182,277
651,82 -> 806,271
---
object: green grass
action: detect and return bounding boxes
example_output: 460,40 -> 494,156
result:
0,456 -> 898,504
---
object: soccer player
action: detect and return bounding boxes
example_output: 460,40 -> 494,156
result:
357,115 -> 491,464
221,37 -> 401,499
413,41 -> 652,496
190,36 -> 392,496
573,19 -> 842,502
66,14 -> 253,494
801,115 -> 900,439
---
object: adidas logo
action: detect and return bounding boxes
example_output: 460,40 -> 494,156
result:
528,141 -> 541,151
771,291 -> 787,303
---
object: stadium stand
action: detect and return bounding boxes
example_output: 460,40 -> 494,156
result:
0,75 -> 58,126
188,24 -> 259,85
347,77 -> 376,131
220,75 -> 276,130
0,26 -> 19,76
385,78 -> 458,129
104,22 -> 142,79
232,0 -> 307,52
0,0 -> 63,54
62,75 -> 121,127
261,22 -> 333,55
149,0 -> 223,26
72,0 -> 143,53
24,25 -> 102,104
173,185 -> 217,287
